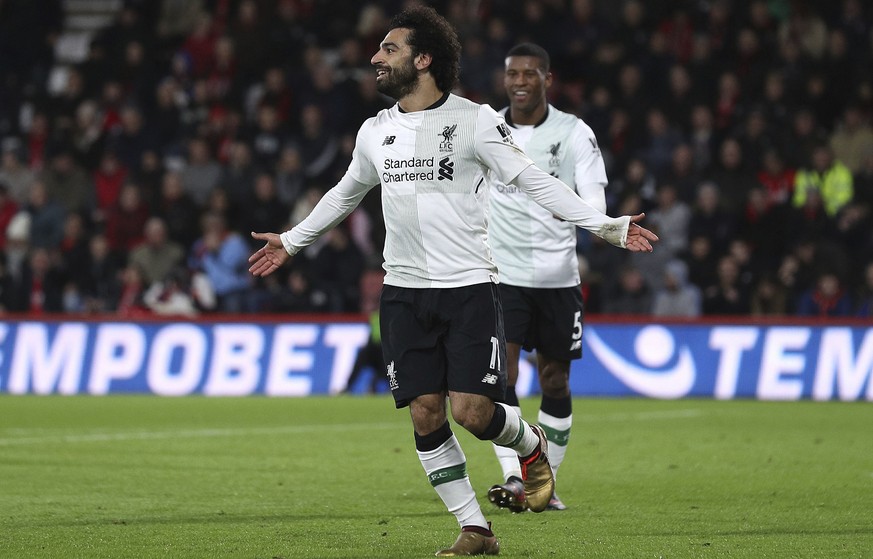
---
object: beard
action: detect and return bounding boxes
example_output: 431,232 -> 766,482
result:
375,56 -> 419,99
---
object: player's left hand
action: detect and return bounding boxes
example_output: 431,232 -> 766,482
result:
248,232 -> 291,277
625,213 -> 659,252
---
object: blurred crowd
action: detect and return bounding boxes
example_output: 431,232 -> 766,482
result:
0,0 -> 871,318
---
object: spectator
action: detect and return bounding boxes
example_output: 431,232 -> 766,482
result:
739,186 -> 789,263
238,173 -> 289,246
641,107 -> 683,179
109,104 -> 155,173
796,271 -> 853,317
274,144 -> 306,207
270,267 -> 332,313
647,183 -> 691,258
23,181 -> 65,249
0,138 -> 35,205
105,183 -> 150,256
853,148 -> 873,209
156,0 -> 204,52
307,226 -> 365,313
6,248 -> 65,313
704,137 -> 758,214
750,272 -> 789,316
793,143 -> 854,217
688,104 -> 717,176
80,233 -> 121,312
603,264 -> 652,315
114,263 -> 151,316
143,267 -> 200,317
830,104 -> 873,175
246,103 -> 286,171
854,262 -> 873,316
755,148 -> 795,208
189,211 -> 255,313
180,137 -> 222,207
129,217 -> 185,286
58,212 -> 91,288
662,143 -> 701,202
296,104 -> 340,184
218,140 -> 257,208
688,181 -> 736,255
0,181 -> 20,251
683,234 -> 719,290
154,170 -> 200,248
651,259 -> 702,317
91,150 -> 128,222
703,255 -> 751,315
70,100 -> 108,172
39,149 -> 93,218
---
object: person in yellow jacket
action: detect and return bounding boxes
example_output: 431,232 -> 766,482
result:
792,143 -> 854,216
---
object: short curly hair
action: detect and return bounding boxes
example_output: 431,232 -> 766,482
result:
388,6 -> 461,94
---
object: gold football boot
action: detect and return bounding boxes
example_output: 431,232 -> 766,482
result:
518,425 -> 554,513
435,523 -> 499,556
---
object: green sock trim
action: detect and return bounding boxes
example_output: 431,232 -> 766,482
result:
428,463 -> 467,487
539,423 -> 571,446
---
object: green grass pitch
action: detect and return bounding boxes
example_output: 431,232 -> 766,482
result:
1,395 -> 871,558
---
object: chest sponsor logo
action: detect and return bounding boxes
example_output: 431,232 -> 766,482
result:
438,157 -> 454,181
382,157 -> 435,183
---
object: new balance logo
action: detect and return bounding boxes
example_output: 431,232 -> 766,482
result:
570,340 -> 582,351
382,136 -> 396,146
481,373 -> 498,385
438,156 -> 454,181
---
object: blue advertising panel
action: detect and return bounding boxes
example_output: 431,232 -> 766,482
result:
0,319 -> 870,400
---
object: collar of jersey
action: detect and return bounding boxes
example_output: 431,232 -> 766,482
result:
397,92 -> 450,113
504,106 -> 550,128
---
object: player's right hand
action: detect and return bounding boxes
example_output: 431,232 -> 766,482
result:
248,232 -> 291,277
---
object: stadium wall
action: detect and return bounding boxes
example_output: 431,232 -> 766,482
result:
0,316 -> 871,401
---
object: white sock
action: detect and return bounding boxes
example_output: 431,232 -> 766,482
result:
492,405 -> 523,481
538,410 -> 572,481
491,402 -> 540,457
417,434 -> 488,529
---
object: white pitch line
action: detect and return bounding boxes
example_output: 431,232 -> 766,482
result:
0,422 -> 405,446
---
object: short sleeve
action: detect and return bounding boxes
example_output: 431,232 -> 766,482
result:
474,105 -> 534,184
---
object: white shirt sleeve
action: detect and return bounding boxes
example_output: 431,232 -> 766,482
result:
474,105 -> 534,184
571,120 -> 607,214
511,164 -> 629,248
279,122 -> 379,255
279,170 -> 377,255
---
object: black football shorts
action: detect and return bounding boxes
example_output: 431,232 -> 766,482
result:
380,283 -> 507,408
500,283 -> 584,361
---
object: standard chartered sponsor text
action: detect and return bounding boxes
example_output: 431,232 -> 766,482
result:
382,157 -> 435,183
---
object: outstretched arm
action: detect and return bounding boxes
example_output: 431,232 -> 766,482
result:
512,165 -> 658,251
247,172 -> 376,277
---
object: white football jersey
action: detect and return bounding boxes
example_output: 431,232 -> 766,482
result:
489,105 -> 607,288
